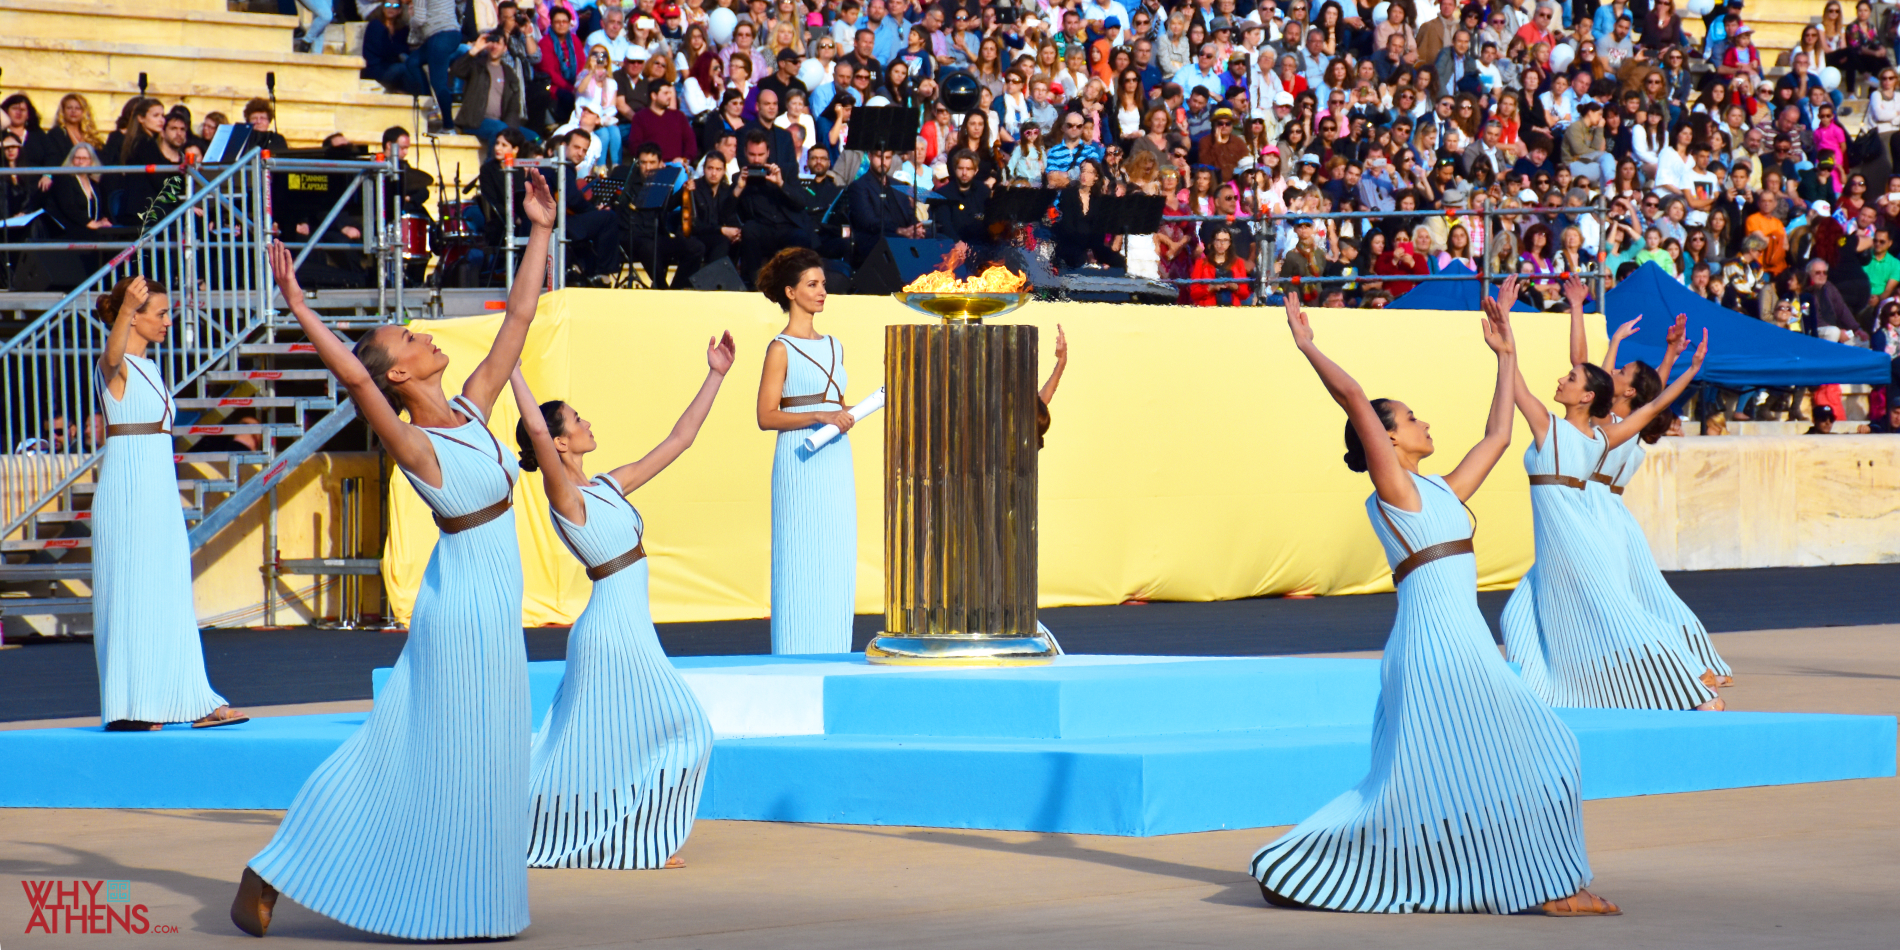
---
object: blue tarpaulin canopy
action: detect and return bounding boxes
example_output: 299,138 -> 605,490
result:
1386,261 -> 1539,312
1604,263 -> 1890,388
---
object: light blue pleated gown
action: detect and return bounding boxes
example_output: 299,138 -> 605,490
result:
250,396 -> 530,939
769,334 -> 856,655
91,355 -> 228,725
1501,421 -> 1717,710
528,474 -> 713,869
1587,428 -> 1732,679
1251,474 -> 1590,914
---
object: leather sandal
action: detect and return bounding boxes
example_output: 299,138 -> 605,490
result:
1700,670 -> 1720,689
230,867 -> 278,937
1543,889 -> 1621,916
105,720 -> 162,732
193,706 -> 250,729
663,854 -> 686,869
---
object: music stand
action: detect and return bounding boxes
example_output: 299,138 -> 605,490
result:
204,124 -> 254,165
986,188 -> 1058,227
848,107 -> 925,237
1094,194 -> 1165,236
627,164 -> 686,289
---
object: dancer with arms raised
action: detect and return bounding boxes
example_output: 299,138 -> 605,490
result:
1501,278 -> 1723,711
91,276 -> 246,731
231,173 -> 559,939
1252,283 -> 1611,916
1584,311 -> 1734,688
511,328 -> 734,870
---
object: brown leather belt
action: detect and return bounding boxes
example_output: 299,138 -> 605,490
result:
780,394 -> 844,409
586,543 -> 647,581
1528,474 -> 1589,490
433,495 -> 513,534
106,422 -> 172,438
1392,538 -> 1476,585
1588,473 -> 1626,495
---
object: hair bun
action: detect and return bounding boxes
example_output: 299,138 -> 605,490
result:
518,450 -> 539,473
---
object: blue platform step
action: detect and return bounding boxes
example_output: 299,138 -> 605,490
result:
4,655 -> 1893,837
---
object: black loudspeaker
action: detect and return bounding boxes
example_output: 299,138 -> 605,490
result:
823,261 -> 853,296
850,237 -> 959,295
688,256 -> 746,291
10,252 -> 90,293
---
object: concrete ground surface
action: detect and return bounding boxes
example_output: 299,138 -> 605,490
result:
1,624 -> 1895,949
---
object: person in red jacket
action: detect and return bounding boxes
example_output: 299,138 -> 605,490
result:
540,7 -> 586,125
1189,227 -> 1252,306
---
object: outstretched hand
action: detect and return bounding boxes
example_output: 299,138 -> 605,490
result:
1611,316 -> 1641,342
1053,323 -> 1068,363
1562,274 -> 1588,311
1665,314 -> 1688,355
1689,327 -> 1709,371
1495,273 -> 1520,310
522,171 -> 558,230
1481,294 -> 1515,356
707,331 -> 736,375
1285,291 -> 1313,348
266,241 -> 305,307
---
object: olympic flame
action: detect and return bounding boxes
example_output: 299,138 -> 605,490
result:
902,242 -> 1029,293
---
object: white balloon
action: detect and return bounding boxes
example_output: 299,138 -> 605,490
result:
1685,0 -> 1714,16
1821,66 -> 1843,91
1548,43 -> 1574,74
1373,2 -> 1390,25
708,7 -> 736,46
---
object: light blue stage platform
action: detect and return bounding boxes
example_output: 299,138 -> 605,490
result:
4,655 -> 1893,836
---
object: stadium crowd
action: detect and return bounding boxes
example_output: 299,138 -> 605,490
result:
0,0 -> 1895,328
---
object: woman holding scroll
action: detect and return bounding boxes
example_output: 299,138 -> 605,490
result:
510,332 -> 732,870
1252,281 -> 1614,917
755,247 -> 859,654
231,174 -> 558,940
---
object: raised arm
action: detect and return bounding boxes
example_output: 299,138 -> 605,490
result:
1039,324 -> 1067,404
609,332 -> 737,493
1286,294 -> 1421,511
1602,328 -> 1706,449
1563,274 -> 1589,366
1602,315 -> 1641,370
1443,297 -> 1518,501
462,171 -> 559,418
1496,274 -> 1553,446
509,367 -> 586,525
97,276 -> 148,399
268,241 -> 440,481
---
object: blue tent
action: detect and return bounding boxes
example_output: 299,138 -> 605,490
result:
1386,261 -> 1539,312
1603,262 -> 1890,388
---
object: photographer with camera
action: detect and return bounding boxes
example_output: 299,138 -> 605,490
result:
733,129 -> 833,286
449,30 -> 528,155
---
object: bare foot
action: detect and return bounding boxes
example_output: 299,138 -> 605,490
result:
193,706 -> 250,729
230,867 -> 278,937
1543,888 -> 1621,916
664,854 -> 686,869
1695,695 -> 1726,712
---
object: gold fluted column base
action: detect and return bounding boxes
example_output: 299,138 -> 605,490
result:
867,320 -> 1054,666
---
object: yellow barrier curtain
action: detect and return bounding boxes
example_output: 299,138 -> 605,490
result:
382,292 -> 1581,626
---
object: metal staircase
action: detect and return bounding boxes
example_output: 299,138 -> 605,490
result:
0,149 -> 406,636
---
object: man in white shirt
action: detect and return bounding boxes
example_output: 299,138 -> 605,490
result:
1171,44 -> 1228,99
1082,0 -> 1132,31
1682,142 -> 1721,228
585,6 -> 641,70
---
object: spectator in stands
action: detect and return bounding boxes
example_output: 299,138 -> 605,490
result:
846,148 -> 922,265
1190,226 -> 1251,306
747,88 -> 798,176
289,0 -> 332,55
540,7 -> 588,126
452,32 -> 528,155
1046,110 -> 1105,182
760,48 -> 809,109
47,144 -> 113,236
586,5 -> 637,71
1195,106 -> 1248,178
551,132 -> 623,285
361,0 -> 410,93
627,81 -> 698,165
931,148 -> 991,245
1805,258 -> 1863,342
243,99 -> 290,154
404,0 -> 465,133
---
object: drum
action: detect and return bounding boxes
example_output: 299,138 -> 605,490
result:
437,201 -> 476,242
399,214 -> 429,260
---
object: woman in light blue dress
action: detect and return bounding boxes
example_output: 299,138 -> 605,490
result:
753,247 -> 858,654
231,174 -> 559,940
1590,314 -> 1734,688
509,332 -> 734,870
90,276 -> 245,731
1252,286 -> 1613,917
1500,284 -> 1723,713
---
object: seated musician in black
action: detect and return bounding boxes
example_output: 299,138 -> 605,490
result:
845,149 -> 925,267
614,141 -> 705,288
930,148 -> 991,246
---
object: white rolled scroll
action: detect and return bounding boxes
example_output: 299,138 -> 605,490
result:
803,387 -> 885,452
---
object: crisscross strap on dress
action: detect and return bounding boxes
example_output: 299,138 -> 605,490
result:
1527,423 -> 1595,490
549,476 -> 647,581
428,395 -> 516,534
1377,479 -> 1476,586
777,335 -> 845,409
103,359 -> 174,438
